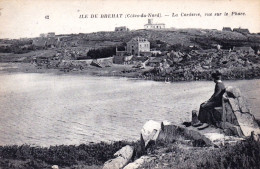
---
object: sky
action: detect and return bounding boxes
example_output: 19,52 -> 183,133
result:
0,0 -> 259,39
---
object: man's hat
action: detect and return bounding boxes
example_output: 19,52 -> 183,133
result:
211,71 -> 222,79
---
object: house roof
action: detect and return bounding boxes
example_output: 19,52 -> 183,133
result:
233,28 -> 250,33
144,23 -> 165,26
222,27 -> 232,31
127,37 -> 149,43
115,26 -> 127,28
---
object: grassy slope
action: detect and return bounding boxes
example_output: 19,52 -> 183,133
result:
140,120 -> 260,169
140,137 -> 260,169
0,141 -> 140,169
1,28 -> 259,64
65,29 -> 260,49
0,50 -> 57,62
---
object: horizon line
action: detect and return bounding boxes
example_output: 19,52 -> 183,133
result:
1,27 -> 259,40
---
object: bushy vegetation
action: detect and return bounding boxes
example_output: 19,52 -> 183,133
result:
141,135 -> 260,169
168,44 -> 199,53
87,46 -> 116,59
197,137 -> 260,169
0,141 -> 137,168
0,44 -> 35,54
0,39 -> 35,54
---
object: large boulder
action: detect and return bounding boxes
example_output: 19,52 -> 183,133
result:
233,111 -> 259,136
123,156 -> 155,169
228,97 -> 240,112
237,96 -> 250,113
223,86 -> 260,137
103,145 -> 134,169
141,120 -> 171,147
225,86 -> 241,98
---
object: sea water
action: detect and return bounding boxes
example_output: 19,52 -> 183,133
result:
0,72 -> 259,146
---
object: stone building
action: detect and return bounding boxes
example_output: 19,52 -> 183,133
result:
126,37 -> 150,56
39,32 -> 56,38
113,37 -> 150,64
115,26 -> 129,32
33,36 -> 59,49
113,54 -> 133,64
32,38 -> 47,48
144,19 -> 165,29
222,27 -> 232,31
47,32 -> 55,37
114,47 -> 133,64
39,33 -> 46,38
233,28 -> 250,34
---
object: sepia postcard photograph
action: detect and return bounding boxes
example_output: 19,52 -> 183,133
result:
0,0 -> 260,168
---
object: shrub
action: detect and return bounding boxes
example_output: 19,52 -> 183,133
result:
87,46 -> 116,59
0,141 -> 137,167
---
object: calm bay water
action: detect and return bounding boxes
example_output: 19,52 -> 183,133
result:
0,73 -> 259,147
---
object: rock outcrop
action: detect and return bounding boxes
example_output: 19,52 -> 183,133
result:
192,86 -> 260,140
141,120 -> 242,147
141,120 -> 171,147
103,92 -> 260,168
123,156 -> 156,169
222,86 -> 260,138
103,145 -> 134,169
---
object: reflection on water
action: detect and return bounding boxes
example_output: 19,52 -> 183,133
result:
0,73 -> 259,146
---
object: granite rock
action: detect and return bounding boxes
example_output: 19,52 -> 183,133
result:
225,86 -> 241,98
103,145 -> 134,169
123,156 -> 155,169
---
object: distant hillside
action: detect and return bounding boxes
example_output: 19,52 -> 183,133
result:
57,28 -> 260,52
0,28 -> 260,55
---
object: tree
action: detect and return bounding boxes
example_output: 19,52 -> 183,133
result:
87,46 -> 116,59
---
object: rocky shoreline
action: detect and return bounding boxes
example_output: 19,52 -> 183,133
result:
1,28 -> 260,168
0,66 -> 260,169
1,63 -> 260,168
0,120 -> 259,169
141,66 -> 260,82
1,62 -> 260,83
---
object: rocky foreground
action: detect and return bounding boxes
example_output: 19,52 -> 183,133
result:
0,122 -> 259,169
1,87 -> 260,169
101,86 -> 260,169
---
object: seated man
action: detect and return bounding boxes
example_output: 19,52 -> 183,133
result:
198,71 -> 226,125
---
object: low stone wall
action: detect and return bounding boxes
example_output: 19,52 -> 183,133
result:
61,57 -> 113,66
61,59 -> 93,66
97,57 -> 114,64
58,57 -> 114,70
